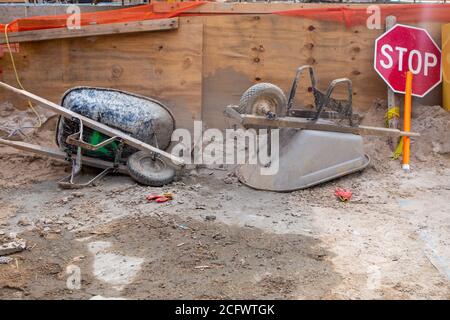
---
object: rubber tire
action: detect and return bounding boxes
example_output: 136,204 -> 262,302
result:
237,83 -> 287,116
127,151 -> 175,187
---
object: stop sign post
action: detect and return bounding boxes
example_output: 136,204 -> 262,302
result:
374,24 -> 442,98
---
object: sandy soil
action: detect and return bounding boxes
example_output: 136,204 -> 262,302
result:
0,104 -> 449,300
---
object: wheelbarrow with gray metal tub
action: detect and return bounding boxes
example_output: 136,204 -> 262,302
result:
0,82 -> 184,188
224,65 -> 419,192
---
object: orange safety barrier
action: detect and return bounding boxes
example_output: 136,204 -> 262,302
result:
0,2 -> 205,33
2,3 -> 450,34
275,4 -> 450,27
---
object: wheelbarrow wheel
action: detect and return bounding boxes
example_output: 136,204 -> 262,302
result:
127,151 -> 175,187
237,83 -> 287,116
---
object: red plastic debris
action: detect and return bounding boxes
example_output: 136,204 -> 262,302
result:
335,188 -> 352,202
146,193 -> 160,202
146,192 -> 173,203
155,196 -> 170,203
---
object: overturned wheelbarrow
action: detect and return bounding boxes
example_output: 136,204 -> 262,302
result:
56,87 -> 178,187
225,65 -> 419,192
0,83 -> 184,188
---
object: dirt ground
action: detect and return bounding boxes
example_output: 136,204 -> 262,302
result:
0,104 -> 449,300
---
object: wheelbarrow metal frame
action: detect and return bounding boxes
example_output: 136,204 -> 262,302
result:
286,65 -> 355,126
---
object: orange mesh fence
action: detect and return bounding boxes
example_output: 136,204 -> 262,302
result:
0,2 -> 205,33
275,4 -> 450,28
2,3 -> 450,34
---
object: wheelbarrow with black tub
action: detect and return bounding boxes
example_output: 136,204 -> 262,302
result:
0,82 -> 185,188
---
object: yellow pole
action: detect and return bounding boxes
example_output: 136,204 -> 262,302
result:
402,71 -> 413,172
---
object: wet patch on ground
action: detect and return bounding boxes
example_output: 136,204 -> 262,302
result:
0,215 -> 339,299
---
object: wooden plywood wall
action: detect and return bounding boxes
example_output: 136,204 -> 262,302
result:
0,6 -> 445,132
0,19 -> 203,132
201,15 -> 443,129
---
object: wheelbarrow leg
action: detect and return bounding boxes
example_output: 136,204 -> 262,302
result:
58,118 -> 125,189
58,167 -> 115,189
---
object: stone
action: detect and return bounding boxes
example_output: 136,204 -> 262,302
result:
17,218 -> 31,226
0,239 -> 26,256
0,256 -> 13,264
223,177 -> 234,184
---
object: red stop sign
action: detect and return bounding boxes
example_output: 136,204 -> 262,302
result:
374,24 -> 442,98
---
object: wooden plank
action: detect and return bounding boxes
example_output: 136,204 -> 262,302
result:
386,15 -> 399,150
289,109 -> 361,123
386,16 -> 398,114
236,113 -> 420,138
0,18 -> 179,44
154,2 -> 366,14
